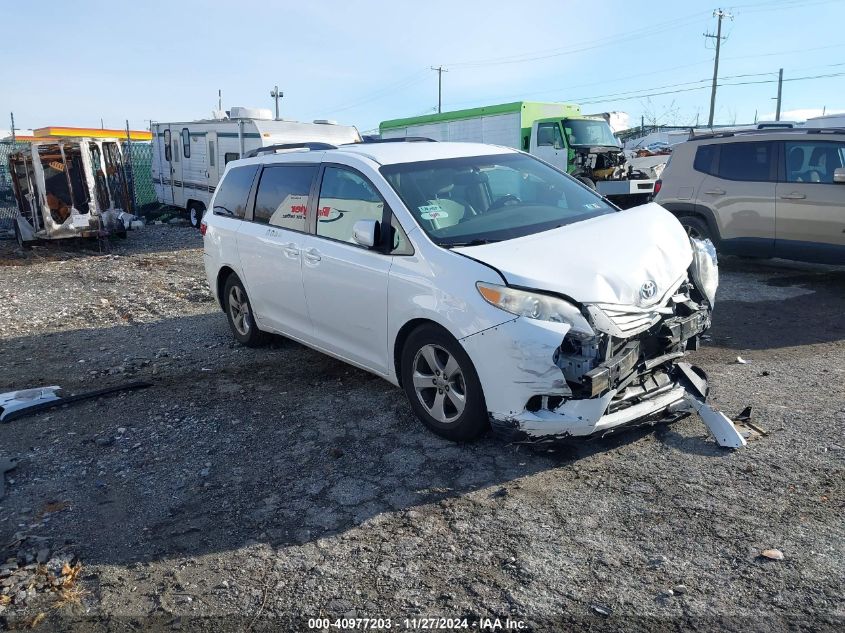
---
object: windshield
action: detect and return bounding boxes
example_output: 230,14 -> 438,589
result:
380,153 -> 615,247
563,118 -> 620,147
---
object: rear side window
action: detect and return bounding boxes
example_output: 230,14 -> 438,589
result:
213,165 -> 258,218
253,165 -> 317,230
717,142 -> 774,182
316,166 -> 385,245
693,144 -> 717,175
224,152 -> 239,165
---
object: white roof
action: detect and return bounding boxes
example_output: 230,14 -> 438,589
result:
335,141 -> 515,165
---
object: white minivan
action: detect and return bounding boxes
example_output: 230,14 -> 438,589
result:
202,140 -> 720,443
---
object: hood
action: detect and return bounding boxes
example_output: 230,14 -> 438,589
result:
454,203 -> 692,306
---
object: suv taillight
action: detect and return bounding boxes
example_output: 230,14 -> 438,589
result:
200,220 -> 208,236
653,179 -> 662,195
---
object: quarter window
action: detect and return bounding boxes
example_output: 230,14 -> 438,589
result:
253,165 -> 317,230
717,142 -> 774,182
182,128 -> 191,158
163,129 -> 171,162
316,166 -> 385,245
213,165 -> 258,219
224,152 -> 239,165
693,144 -> 717,175
537,123 -> 564,149
784,140 -> 845,183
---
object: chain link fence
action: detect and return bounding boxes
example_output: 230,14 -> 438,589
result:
0,139 -> 158,233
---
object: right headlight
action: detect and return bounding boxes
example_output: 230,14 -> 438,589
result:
476,282 -> 593,334
689,238 -> 718,308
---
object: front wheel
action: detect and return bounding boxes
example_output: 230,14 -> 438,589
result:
223,274 -> 267,347
400,325 -> 488,442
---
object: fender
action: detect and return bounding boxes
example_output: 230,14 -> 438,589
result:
658,201 -> 722,244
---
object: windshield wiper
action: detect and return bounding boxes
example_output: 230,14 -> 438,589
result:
443,238 -> 500,247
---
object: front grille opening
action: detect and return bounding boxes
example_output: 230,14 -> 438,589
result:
526,395 -> 565,412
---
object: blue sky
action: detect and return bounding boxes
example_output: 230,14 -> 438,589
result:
2,0 -> 843,134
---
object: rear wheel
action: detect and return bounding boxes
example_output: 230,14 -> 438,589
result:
223,275 -> 267,347
678,215 -> 713,243
400,324 -> 488,442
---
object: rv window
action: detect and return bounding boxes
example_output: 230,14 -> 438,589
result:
173,140 -> 180,163
208,141 -> 215,166
213,165 -> 258,219
253,165 -> 318,230
182,128 -> 191,158
163,129 -> 172,162
224,152 -> 239,165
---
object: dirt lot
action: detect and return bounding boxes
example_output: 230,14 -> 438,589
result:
0,226 -> 843,632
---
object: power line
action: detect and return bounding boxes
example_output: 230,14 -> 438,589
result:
324,70 -> 429,114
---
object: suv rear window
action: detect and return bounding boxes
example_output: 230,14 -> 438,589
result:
718,141 -> 774,182
213,165 -> 258,218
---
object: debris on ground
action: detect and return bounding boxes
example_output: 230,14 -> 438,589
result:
0,458 -> 16,499
761,549 -> 785,561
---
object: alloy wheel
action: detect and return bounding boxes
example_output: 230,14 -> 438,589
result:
412,344 -> 467,424
228,285 -> 251,336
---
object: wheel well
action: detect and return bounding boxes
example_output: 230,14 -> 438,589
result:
186,199 -> 206,212
393,318 -> 445,386
663,204 -> 722,244
216,267 -> 236,312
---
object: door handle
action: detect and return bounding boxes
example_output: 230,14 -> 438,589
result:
779,193 -> 806,200
704,188 -> 725,195
303,248 -> 321,264
283,243 -> 300,258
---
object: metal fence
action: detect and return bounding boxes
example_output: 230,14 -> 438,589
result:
0,140 -> 158,232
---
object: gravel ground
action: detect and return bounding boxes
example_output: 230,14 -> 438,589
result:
0,226 -> 842,632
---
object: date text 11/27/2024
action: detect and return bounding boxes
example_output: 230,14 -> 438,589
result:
307,617 -> 528,630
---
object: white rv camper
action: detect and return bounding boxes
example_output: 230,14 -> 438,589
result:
151,107 -> 361,227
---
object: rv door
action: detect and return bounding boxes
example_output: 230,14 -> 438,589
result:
207,130 -> 220,194
171,127 -> 186,208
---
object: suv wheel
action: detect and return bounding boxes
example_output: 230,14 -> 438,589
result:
400,324 -> 488,442
678,215 -> 713,243
224,274 -> 267,347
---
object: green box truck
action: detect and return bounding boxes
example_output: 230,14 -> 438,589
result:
380,101 -> 655,208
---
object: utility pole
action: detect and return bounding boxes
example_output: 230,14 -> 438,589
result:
270,85 -> 283,120
431,66 -> 448,113
705,8 -> 732,127
10,112 -> 15,144
775,68 -> 783,121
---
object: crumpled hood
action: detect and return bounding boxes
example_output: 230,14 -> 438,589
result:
454,203 -> 692,305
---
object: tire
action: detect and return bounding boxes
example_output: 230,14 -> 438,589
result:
576,176 -> 596,190
188,203 -> 205,229
677,215 -> 713,243
223,274 -> 267,347
400,324 -> 488,442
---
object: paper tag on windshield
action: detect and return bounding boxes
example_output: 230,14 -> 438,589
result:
419,204 -> 447,220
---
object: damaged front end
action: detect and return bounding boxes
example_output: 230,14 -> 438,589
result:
473,238 -> 742,447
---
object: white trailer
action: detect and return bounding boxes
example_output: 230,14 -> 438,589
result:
151,107 -> 360,227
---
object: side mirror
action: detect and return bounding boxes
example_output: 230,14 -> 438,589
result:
352,219 -> 380,248
834,167 -> 845,183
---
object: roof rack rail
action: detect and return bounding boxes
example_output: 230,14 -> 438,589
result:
689,126 -> 845,141
358,136 -> 437,144
243,142 -> 337,158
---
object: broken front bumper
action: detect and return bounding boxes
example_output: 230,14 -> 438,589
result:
459,301 -> 728,444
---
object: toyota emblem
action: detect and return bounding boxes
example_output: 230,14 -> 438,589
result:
640,280 -> 657,302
